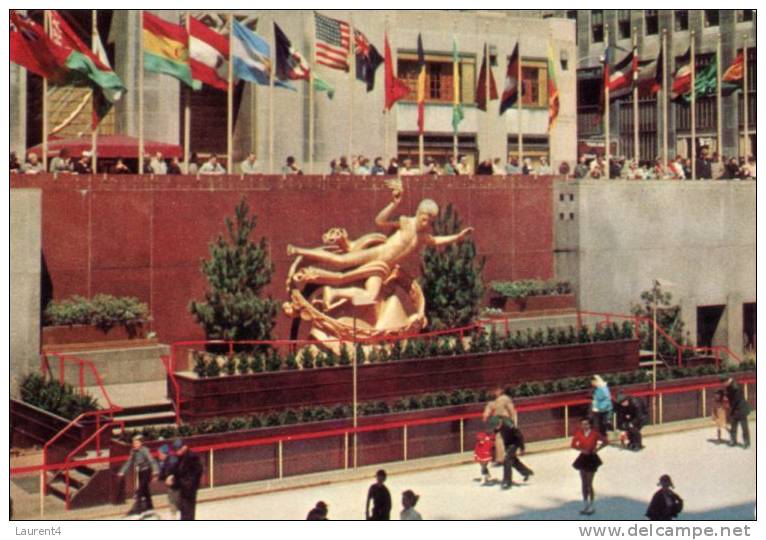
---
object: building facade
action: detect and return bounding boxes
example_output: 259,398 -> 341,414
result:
557,9 -> 756,161
11,9 -> 578,173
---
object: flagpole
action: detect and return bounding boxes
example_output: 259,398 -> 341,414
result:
269,18 -> 276,174
139,10 -> 145,174
604,23 -> 610,179
91,9 -> 99,174
632,28 -> 639,164
43,10 -> 49,172
309,35 -> 315,174
517,36 -> 523,167
384,16 -> 390,164
484,34 -> 489,164
662,29 -> 668,172
690,30 -> 696,180
742,35 -> 749,159
184,12 -> 191,173
348,12 -> 355,168
228,13 -> 234,174
418,16 -> 424,171
716,33 -> 722,165
452,20 -> 458,161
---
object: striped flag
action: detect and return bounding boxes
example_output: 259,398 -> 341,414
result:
547,42 -> 559,132
451,37 -> 463,132
189,16 -> 229,91
143,11 -> 199,89
723,51 -> 744,83
314,12 -> 350,71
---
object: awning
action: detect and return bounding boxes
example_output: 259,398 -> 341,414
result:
28,134 -> 183,159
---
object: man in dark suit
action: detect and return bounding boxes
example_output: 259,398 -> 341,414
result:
724,377 -> 751,448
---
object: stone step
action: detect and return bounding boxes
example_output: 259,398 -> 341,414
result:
50,344 -> 170,386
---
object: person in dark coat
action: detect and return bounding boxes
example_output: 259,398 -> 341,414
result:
365,469 -> 392,520
724,377 -> 751,448
646,474 -> 683,520
306,501 -> 329,520
490,416 -> 533,489
615,394 -> 646,451
169,439 -> 203,520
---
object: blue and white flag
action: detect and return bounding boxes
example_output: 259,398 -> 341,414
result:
232,19 -> 293,89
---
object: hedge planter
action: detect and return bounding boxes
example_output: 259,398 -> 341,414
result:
489,294 -> 576,314
170,339 -> 639,422
42,323 -> 147,346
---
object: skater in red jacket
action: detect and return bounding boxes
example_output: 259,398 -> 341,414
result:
474,431 -> 495,485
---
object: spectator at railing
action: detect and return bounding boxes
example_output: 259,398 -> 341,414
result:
282,155 -> 303,175
399,157 -> 420,176
711,153 -> 725,180
505,155 -> 522,175
492,157 -> 505,175
336,156 -> 352,175
444,155 -> 459,175
150,152 -> 167,175
110,158 -> 131,174
668,156 -> 685,180
475,159 -> 493,175
423,156 -> 439,176
741,156 -> 756,179
10,152 -> 21,173
538,157 -> 553,176
355,157 -> 371,176
386,157 -> 399,175
695,145 -> 712,180
574,155 -> 589,179
21,151 -> 44,174
167,157 -> 182,175
371,156 -> 386,175
608,157 -> 623,180
187,152 -> 200,175
558,160 -> 571,178
199,154 -> 226,175
240,153 -> 260,174
73,151 -> 93,174
49,148 -> 73,174
457,154 -> 471,175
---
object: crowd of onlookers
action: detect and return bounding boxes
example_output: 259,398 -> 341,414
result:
11,147 -> 756,180
572,147 -> 756,181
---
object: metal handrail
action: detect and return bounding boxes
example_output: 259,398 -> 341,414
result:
42,352 -> 118,411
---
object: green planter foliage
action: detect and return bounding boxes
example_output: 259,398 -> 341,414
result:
189,198 -> 278,350
129,359 -> 755,442
490,279 -> 572,299
43,294 -> 149,329
420,203 -> 485,330
20,373 -> 100,419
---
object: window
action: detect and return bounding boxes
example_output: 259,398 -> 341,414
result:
521,61 -> 548,108
704,10 -> 719,27
675,10 -> 689,31
591,10 -> 604,43
397,54 -> 475,104
738,10 -> 754,22
567,11 -> 579,44
618,10 -> 631,40
645,10 -> 658,35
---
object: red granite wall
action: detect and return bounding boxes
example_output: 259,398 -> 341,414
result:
12,173 -> 555,344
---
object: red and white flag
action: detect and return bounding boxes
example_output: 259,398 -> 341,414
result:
189,16 -> 229,91
314,12 -> 350,71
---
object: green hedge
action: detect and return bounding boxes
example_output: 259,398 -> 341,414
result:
20,373 -> 100,419
44,294 -> 149,329
189,322 -> 636,378
490,279 -> 573,299
123,359 -> 755,442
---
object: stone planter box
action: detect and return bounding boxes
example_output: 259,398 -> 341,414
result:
489,294 -> 576,313
42,323 -> 147,346
169,339 -> 639,422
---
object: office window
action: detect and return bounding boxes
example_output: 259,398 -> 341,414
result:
738,10 -> 754,22
645,10 -> 659,35
398,54 -> 475,104
592,10 -> 604,43
675,10 -> 689,31
618,10 -> 631,39
704,10 -> 719,27
521,61 -> 548,108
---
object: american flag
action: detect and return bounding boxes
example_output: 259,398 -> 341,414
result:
314,12 -> 350,71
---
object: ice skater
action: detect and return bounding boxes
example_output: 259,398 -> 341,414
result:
645,474 -> 683,520
117,435 -> 159,516
366,469 -> 392,520
491,417 -> 533,490
473,430 -> 495,485
571,417 -> 605,515
711,389 -> 729,443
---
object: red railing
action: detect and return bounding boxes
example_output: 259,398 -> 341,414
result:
62,420 -> 126,509
576,310 -> 742,369
41,352 -> 118,411
16,373 -> 755,480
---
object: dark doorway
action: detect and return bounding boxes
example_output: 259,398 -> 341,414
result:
743,302 -> 756,351
697,305 -> 726,348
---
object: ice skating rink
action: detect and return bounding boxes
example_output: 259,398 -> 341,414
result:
190,422 -> 755,520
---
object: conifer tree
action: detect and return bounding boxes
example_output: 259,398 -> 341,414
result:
189,198 -> 277,348
420,203 -> 485,330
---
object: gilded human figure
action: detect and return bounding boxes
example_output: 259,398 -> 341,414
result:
283,180 -> 474,345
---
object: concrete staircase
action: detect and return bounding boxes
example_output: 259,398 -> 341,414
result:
51,343 -> 170,387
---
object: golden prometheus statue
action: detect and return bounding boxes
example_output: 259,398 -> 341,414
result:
283,179 -> 474,353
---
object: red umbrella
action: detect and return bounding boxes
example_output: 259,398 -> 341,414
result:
28,134 -> 183,159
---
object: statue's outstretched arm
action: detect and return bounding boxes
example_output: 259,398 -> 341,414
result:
427,227 -> 474,247
375,178 -> 404,231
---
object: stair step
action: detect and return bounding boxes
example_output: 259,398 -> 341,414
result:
116,402 -> 174,417
121,413 -> 177,428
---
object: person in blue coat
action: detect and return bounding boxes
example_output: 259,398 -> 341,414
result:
590,375 -> 613,442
